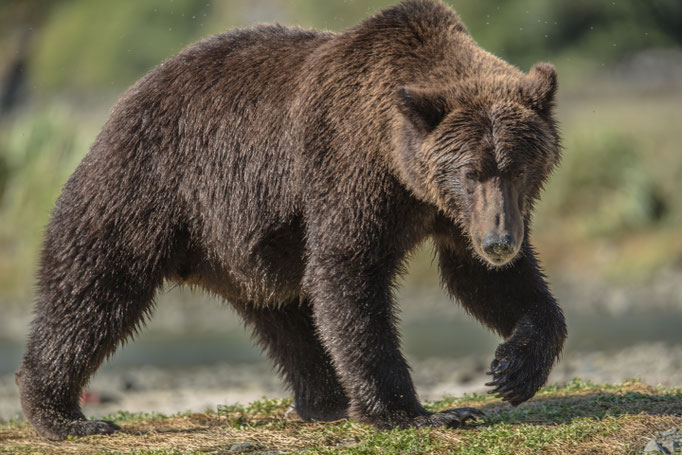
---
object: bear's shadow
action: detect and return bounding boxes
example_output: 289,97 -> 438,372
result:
473,390 -> 682,427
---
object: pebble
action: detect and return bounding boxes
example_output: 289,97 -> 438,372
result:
337,438 -> 357,447
230,442 -> 257,453
643,428 -> 682,454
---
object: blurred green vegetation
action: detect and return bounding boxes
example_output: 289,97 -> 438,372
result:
0,106 -> 98,294
1,0 -> 681,300
3,0 -> 681,98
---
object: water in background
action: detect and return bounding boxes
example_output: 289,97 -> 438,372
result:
2,288 -> 681,376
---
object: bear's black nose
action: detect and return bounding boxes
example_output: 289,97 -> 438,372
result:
482,231 -> 515,258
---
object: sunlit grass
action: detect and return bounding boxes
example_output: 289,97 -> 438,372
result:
1,380 -> 680,454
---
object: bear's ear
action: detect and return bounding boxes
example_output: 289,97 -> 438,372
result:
395,87 -> 448,134
520,63 -> 557,115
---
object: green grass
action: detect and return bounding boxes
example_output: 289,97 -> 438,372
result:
1,380 -> 680,454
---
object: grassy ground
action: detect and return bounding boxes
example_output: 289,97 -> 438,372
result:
1,380 -> 681,454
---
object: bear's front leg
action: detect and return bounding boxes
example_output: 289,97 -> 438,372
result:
438,239 -> 567,406
304,249 -> 483,429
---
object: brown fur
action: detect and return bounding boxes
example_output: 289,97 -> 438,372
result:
17,0 -> 565,440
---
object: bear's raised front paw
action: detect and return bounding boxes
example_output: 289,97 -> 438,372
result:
485,343 -> 552,406
412,407 -> 485,429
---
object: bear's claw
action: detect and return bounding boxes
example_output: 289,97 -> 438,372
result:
485,343 -> 548,406
70,420 -> 121,437
485,351 -> 549,406
489,359 -> 510,375
414,407 -> 485,429
36,419 -> 121,441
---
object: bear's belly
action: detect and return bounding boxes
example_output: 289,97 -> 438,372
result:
173,218 -> 307,305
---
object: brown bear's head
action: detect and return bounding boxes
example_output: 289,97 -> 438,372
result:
393,63 -> 560,267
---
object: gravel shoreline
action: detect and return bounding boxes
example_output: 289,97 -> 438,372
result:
3,269 -> 682,339
2,342 -> 681,422
2,271 -> 681,422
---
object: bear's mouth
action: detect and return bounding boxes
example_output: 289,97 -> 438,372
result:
481,250 -> 517,267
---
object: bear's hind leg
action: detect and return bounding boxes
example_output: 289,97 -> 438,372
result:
16,221 -> 168,440
233,299 -> 349,422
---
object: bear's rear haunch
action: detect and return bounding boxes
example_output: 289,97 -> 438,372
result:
17,0 -> 566,440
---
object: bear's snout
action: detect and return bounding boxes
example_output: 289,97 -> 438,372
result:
481,230 -> 517,264
467,178 -> 524,266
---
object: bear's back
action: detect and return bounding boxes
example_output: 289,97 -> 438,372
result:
56,26 -> 333,304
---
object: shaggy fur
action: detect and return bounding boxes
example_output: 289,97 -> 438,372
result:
17,0 -> 566,440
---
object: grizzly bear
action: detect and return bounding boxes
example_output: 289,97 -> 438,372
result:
17,0 -> 566,440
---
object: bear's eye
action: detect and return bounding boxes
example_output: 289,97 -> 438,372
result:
465,171 -> 480,182
514,170 -> 526,181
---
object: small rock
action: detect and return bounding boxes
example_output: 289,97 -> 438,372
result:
337,438 -> 357,447
283,404 -> 300,420
643,428 -> 682,454
230,442 -> 257,453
